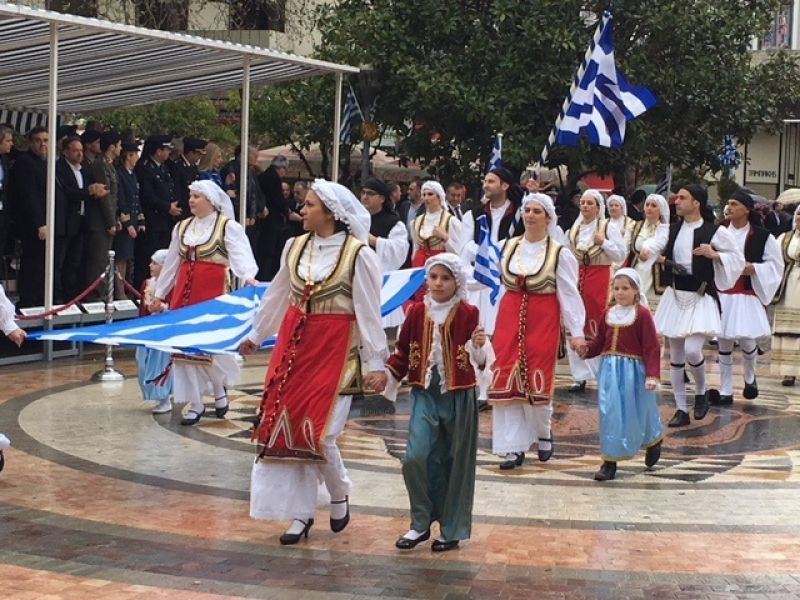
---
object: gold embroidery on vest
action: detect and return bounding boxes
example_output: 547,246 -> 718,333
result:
500,236 -> 561,294
569,219 -> 611,265
414,211 -> 451,251
178,214 -> 229,264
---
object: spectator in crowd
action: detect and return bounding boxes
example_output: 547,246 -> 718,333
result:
169,137 -> 206,218
405,177 -> 423,235
0,125 -> 13,268
285,180 -> 306,239
84,131 -> 121,298
281,181 -> 291,202
80,129 -> 101,167
222,144 -> 265,230
197,142 -> 226,189
114,141 -> 145,299
256,154 -> 289,280
389,182 -> 410,222
9,126 -> 48,307
55,135 -> 107,302
765,200 -> 792,237
134,135 -> 177,288
55,124 -> 78,148
446,182 -> 467,220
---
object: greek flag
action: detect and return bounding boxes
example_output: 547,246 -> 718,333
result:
474,215 -> 502,305
28,269 -> 426,354
655,164 -> 672,196
339,86 -> 363,145
540,10 -> 656,163
488,133 -> 503,172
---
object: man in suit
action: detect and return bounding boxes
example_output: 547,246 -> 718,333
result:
55,135 -> 108,302
446,182 -> 467,220
764,200 -> 792,237
134,135 -> 177,288
168,136 -> 206,218
8,126 -> 48,307
0,125 -> 14,269
255,155 -> 289,280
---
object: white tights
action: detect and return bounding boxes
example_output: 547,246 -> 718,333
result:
717,338 -> 757,396
668,335 -> 707,411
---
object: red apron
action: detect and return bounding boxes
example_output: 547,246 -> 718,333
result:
172,259 -> 227,309
579,264 -> 611,340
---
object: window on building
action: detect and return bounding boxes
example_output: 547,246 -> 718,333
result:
46,0 -> 97,17
135,0 -> 189,31
761,3 -> 793,49
229,0 -> 286,33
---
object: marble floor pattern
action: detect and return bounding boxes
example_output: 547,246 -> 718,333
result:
1,349 -> 800,599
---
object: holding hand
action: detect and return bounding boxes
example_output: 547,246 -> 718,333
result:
743,262 -> 755,276
471,326 -> 487,348
149,297 -> 165,313
238,339 -> 258,355
639,248 -> 652,261
593,232 -> 605,246
571,336 -> 587,356
363,370 -> 388,393
692,243 -> 719,260
168,202 -> 183,217
8,328 -> 26,348
431,225 -> 449,242
645,377 -> 659,391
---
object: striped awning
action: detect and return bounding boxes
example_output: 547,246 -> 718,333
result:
0,108 -> 59,134
0,2 -> 358,114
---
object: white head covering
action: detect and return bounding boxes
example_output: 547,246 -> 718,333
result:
613,267 -> 648,307
574,189 -> 605,227
794,204 -> 800,231
522,192 -> 562,240
151,249 -> 169,265
421,180 -> 447,208
425,252 -> 467,300
311,179 -> 371,242
606,194 -> 627,217
189,180 -> 235,220
645,193 -> 670,224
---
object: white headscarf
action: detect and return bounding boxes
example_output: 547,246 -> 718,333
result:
421,180 -> 447,211
573,189 -> 605,227
425,252 -> 467,300
522,192 -> 562,241
613,267 -> 649,308
606,194 -> 627,217
189,180 -> 235,220
645,193 -> 670,224
151,249 -> 169,265
311,179 -> 371,242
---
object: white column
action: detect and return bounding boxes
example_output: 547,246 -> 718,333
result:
332,72 -> 343,182
792,0 -> 800,50
238,56 -> 251,227
44,23 -> 59,314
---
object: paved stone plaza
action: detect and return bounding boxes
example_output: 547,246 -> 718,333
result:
2,350 -> 800,599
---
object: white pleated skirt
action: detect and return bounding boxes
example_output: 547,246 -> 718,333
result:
654,288 -> 721,339
719,293 -> 771,340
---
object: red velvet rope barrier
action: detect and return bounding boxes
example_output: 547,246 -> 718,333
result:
115,270 -> 143,300
15,274 -> 106,321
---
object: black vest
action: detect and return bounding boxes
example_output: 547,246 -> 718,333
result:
472,202 -> 524,244
740,225 -> 770,291
370,209 -> 401,238
661,220 -> 719,302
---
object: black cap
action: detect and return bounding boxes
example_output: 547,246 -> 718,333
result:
122,140 -> 141,153
183,137 -> 208,153
683,184 -> 708,207
730,188 -> 755,211
145,134 -> 173,148
488,166 -> 514,185
57,124 -> 78,139
362,178 -> 390,200
99,131 -> 122,151
80,130 -> 101,144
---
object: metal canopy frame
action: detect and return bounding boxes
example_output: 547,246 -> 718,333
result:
0,2 -> 355,314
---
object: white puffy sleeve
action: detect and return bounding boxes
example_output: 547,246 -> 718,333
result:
374,222 -> 409,271
642,223 -> 669,256
247,239 -> 293,346
352,246 -> 390,371
0,284 -> 19,336
460,210 -> 478,265
467,338 -> 495,401
154,223 -> 182,300
751,233 -> 784,305
601,221 -> 628,263
224,220 -> 258,281
445,215 -> 462,254
556,247 -> 586,337
711,225 -> 746,292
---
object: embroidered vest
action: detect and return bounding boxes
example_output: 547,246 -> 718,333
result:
569,219 -> 612,265
178,214 -> 229,264
659,220 -> 719,301
775,230 -> 800,304
413,211 -> 452,251
500,235 -> 561,294
471,202 -> 524,244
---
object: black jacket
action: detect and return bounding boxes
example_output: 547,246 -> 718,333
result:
765,210 -> 792,237
257,166 -> 288,232
8,150 -> 47,232
135,157 -> 175,233
55,157 -> 89,237
168,155 -> 197,218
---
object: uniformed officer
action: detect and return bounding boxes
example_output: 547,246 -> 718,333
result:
169,136 -> 207,219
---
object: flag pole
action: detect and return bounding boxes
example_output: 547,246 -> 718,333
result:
538,11 -> 609,167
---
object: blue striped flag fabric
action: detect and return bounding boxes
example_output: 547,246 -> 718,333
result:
488,133 -> 503,172
339,86 -> 362,145
554,11 -> 656,149
28,268 -> 427,354
473,214 -> 503,305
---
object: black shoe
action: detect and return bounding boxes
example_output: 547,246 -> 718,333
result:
594,461 -> 617,481
537,437 -> 553,462
645,441 -> 662,468
395,529 -> 430,550
499,452 -> 525,470
707,388 -> 721,406
477,400 -> 491,412
568,381 -> 586,393
718,394 -> 733,406
432,539 -> 460,552
279,518 -> 314,545
180,407 -> 205,426
693,393 -> 709,420
330,496 -> 350,533
742,378 -> 758,400
782,376 -> 796,387
0,449 -> 4,473
215,398 -> 229,419
668,409 -> 690,428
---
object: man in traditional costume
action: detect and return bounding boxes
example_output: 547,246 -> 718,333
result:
242,180 -> 388,545
565,189 -> 627,392
653,184 -> 744,427
709,189 -> 782,405
490,193 -> 586,469
151,180 -> 258,425
772,205 -> 800,386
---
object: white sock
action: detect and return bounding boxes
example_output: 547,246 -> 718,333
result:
741,342 -> 757,385
330,498 -> 348,520
687,359 -> 706,396
718,352 -> 734,396
402,529 -> 427,540
214,395 -> 228,409
670,363 -> 688,411
538,439 -> 552,452
285,519 -> 309,535
189,398 -> 205,414
504,452 -> 517,461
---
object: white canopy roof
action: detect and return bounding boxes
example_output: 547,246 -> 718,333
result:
0,1 -> 358,113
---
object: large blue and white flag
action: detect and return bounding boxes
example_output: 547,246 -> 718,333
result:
473,215 -> 503,305
540,10 -> 656,164
29,268 -> 426,355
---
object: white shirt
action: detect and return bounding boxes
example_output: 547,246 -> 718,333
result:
413,209 -> 462,255
0,283 -> 18,336
68,160 -> 84,189
726,222 -> 783,305
460,200 -> 514,264
633,221 -> 669,263
569,218 -> 628,262
374,221 -> 410,272
248,232 -> 388,372
672,218 -> 744,292
507,237 -> 586,338
606,304 -> 637,326
155,212 -> 258,299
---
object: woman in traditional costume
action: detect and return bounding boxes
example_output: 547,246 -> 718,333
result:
606,194 -> 635,266
626,193 -> 670,310
565,189 -> 627,392
151,180 -> 258,425
583,268 -> 663,481
241,180 -> 388,545
772,205 -> 800,386
490,193 -> 586,469
385,253 -> 493,552
411,181 -> 462,268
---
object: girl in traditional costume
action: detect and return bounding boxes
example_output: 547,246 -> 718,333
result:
490,193 -> 587,469
625,193 -> 670,311
772,205 -> 800,386
242,180 -> 388,545
151,180 -> 258,426
386,253 -> 493,552
565,189 -> 627,392
136,249 -> 173,414
582,269 -> 663,481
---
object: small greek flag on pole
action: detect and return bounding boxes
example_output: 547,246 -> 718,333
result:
488,133 -> 503,171
474,215 -> 503,305
339,86 -> 363,144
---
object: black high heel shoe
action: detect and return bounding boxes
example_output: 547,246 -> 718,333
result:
330,496 -> 350,533
180,407 -> 205,426
279,518 -> 314,545
215,396 -> 229,419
